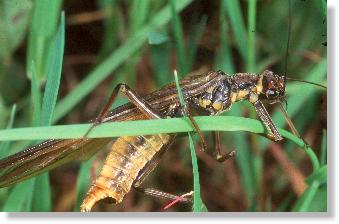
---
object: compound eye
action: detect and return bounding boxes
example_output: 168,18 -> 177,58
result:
267,89 -> 278,98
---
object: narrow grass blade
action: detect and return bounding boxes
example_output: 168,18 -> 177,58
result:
247,0 -> 257,72
223,0 -> 248,62
294,165 -> 327,211
149,32 -> 171,87
30,61 -> 41,126
0,104 -> 16,159
215,0 -> 235,73
40,12 -> 65,126
292,181 -> 320,212
2,179 -> 35,211
74,158 -> 94,211
170,0 -> 188,75
174,71 -> 207,212
129,0 -> 150,33
187,16 -> 207,71
32,12 -> 65,212
26,0 -> 62,81
97,0 -> 120,59
53,0 -> 193,123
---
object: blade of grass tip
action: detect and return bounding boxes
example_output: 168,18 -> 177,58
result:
170,0 -> 189,75
223,0 -> 248,62
247,0 -> 257,73
32,11 -> 65,212
0,104 -> 16,159
53,0 -> 193,123
40,12 -> 65,126
173,70 -> 207,212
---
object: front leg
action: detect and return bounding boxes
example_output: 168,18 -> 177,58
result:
252,100 -> 283,141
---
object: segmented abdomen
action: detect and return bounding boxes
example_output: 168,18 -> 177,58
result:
80,134 -> 171,212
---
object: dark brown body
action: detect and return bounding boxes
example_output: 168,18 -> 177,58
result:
0,70 -> 286,211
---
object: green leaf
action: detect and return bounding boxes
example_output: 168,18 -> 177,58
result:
0,104 -> 16,159
26,0 -> 63,80
30,61 -> 42,126
223,0 -> 248,62
31,11 -> 65,212
74,158 -> 94,212
174,71 -> 207,212
2,179 -> 35,211
170,0 -> 188,75
40,12 -> 65,126
293,181 -> 327,212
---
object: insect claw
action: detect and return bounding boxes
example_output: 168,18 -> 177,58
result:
216,150 -> 236,162
163,191 -> 194,210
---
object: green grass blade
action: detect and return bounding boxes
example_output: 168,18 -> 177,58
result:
170,0 -> 188,75
187,16 -> 207,71
0,104 -> 16,159
223,0 -> 248,62
129,0 -> 150,33
2,179 -> 35,211
40,12 -> 65,126
293,181 -> 320,212
74,158 -> 94,212
247,0 -> 257,72
53,0 -> 193,123
0,116 -> 315,144
216,0 -> 235,73
149,33 -> 171,87
26,0 -> 62,81
173,71 -> 206,212
188,133 -> 207,212
32,12 -> 65,212
97,0 -> 120,59
30,61 -> 41,126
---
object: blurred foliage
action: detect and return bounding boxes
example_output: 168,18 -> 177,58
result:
0,0 -> 327,212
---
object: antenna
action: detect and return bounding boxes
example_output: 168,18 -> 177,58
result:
285,77 -> 327,89
284,0 -> 292,77
283,0 -> 326,90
